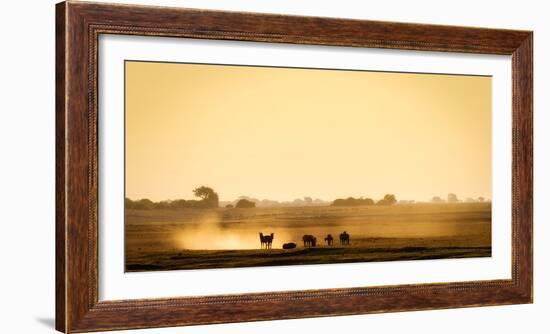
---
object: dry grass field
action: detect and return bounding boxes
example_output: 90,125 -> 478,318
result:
125,203 -> 491,271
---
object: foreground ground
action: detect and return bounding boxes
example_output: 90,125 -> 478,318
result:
126,245 -> 490,271
125,203 -> 491,271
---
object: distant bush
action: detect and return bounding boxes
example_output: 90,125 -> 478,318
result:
431,196 -> 445,203
332,194 -> 397,207
332,197 -> 375,207
169,199 -> 187,209
124,197 -> 134,208
225,204 -> 234,208
235,199 -> 256,208
377,194 -> 397,206
447,193 -> 459,203
155,200 -> 171,209
127,198 -> 154,210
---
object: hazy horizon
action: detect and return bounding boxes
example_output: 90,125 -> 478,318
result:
125,193 -> 491,204
125,61 -> 492,203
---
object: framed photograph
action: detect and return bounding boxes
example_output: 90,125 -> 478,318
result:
56,1 -> 532,332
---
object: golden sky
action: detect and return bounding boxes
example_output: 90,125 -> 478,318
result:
125,61 -> 491,202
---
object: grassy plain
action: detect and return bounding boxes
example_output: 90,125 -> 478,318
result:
125,203 -> 491,271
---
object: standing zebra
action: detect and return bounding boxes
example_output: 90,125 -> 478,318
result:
303,235 -> 317,247
259,233 -> 274,249
324,234 -> 334,246
339,231 -> 350,245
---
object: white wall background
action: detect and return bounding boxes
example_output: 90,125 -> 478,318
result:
0,0 -> 546,333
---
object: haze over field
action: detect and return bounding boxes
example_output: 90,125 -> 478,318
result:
125,203 -> 491,271
125,61 -> 491,203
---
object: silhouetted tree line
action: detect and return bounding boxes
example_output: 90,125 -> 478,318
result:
125,186 -> 219,210
332,197 -> 375,207
431,193 -> 488,203
220,196 -> 328,208
331,194 -> 397,207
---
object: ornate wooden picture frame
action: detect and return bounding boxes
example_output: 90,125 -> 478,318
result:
56,1 -> 532,332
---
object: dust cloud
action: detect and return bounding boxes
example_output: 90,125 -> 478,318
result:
171,213 -> 295,250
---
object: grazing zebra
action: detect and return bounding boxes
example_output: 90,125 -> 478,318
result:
283,242 -> 297,249
259,233 -> 274,249
339,231 -> 350,245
